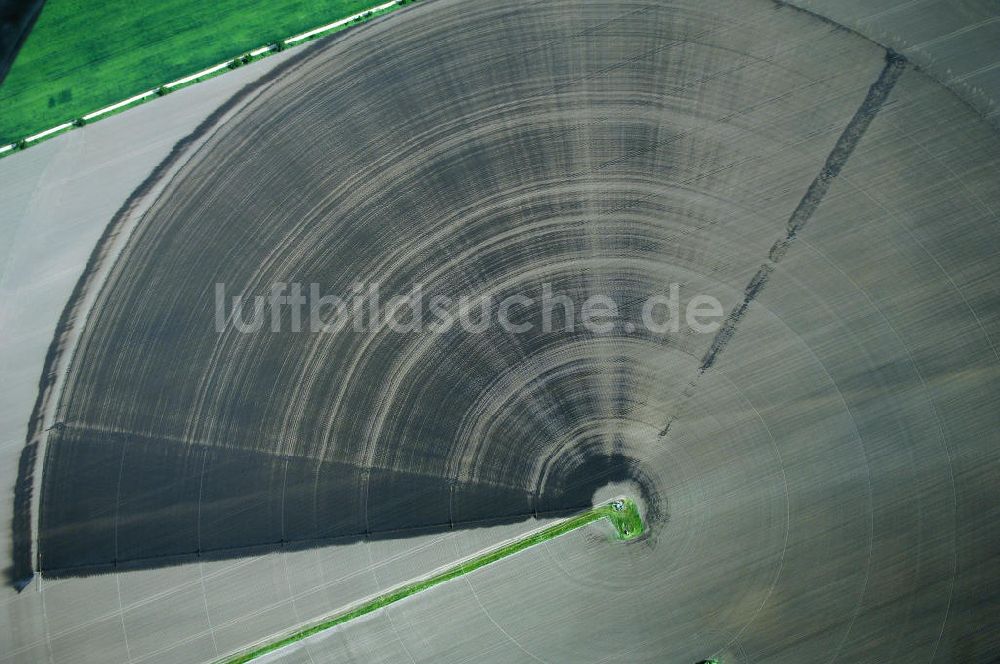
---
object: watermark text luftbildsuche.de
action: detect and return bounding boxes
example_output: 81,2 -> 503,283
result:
215,282 -> 725,336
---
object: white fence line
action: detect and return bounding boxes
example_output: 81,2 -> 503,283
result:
287,0 -> 398,43
2,0 -> 405,154
25,121 -> 75,142
82,89 -> 157,121
163,62 -> 231,89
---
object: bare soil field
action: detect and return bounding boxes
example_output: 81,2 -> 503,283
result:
4,0 -> 999,661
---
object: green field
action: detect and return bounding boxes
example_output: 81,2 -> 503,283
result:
221,498 -> 646,664
0,0 -> 383,144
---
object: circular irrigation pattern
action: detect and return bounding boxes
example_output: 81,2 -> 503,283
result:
17,0 -> 1000,661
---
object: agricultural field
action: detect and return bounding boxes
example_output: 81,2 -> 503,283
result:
0,0 -> 378,143
223,499 -> 644,664
0,0 -> 998,662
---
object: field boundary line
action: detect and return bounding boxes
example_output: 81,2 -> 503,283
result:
216,498 -> 646,664
0,0 -> 408,156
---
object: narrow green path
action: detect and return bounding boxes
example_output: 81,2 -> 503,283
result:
220,498 -> 646,664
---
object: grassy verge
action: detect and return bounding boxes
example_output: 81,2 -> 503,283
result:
220,498 -> 646,664
0,0 -> 411,145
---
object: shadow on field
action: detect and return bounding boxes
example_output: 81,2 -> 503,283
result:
0,0 -> 45,86
21,433 -> 659,582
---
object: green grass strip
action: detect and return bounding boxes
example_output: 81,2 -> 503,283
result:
0,0 -> 418,150
219,498 -> 645,664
